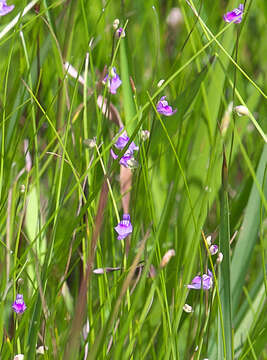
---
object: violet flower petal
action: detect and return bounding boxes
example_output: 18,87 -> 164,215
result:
223,4 -> 244,23
156,96 -> 177,116
187,276 -> 202,290
111,128 -> 139,168
187,270 -> 213,290
114,214 -> 133,240
110,149 -> 118,160
115,129 -> 130,149
0,0 -> 14,16
12,294 -> 26,314
209,244 -> 218,255
103,67 -> 122,94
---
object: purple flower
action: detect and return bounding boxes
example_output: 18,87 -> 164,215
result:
187,270 -> 213,290
103,67 -> 122,94
116,27 -> 125,38
113,130 -> 130,149
223,4 -> 244,24
114,214 -> 133,240
111,128 -> 139,168
209,244 -> 218,255
156,96 -> 177,116
12,294 -> 26,314
0,0 -> 14,16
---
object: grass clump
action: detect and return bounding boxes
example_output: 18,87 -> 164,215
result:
0,0 -> 266,359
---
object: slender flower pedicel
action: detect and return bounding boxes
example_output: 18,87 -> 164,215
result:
0,0 -> 14,16
12,294 -> 26,314
111,128 -> 139,168
156,96 -> 177,116
223,4 -> 244,23
114,214 -> 133,240
187,269 -> 213,290
103,67 -> 122,94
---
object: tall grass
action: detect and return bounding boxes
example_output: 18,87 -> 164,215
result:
0,0 -> 266,359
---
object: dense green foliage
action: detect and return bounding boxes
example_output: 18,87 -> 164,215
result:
0,0 -> 266,359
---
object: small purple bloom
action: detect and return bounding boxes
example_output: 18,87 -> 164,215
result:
209,244 -> 218,255
103,67 -> 122,94
114,214 -> 133,240
114,130 -> 130,150
156,96 -> 177,116
223,4 -> 244,24
0,0 -> 14,16
12,294 -> 26,314
187,270 -> 213,290
116,27 -> 125,38
111,128 -> 139,168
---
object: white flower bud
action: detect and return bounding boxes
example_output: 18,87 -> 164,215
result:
157,79 -> 165,87
141,130 -> 150,141
166,7 -> 183,28
36,346 -> 48,354
126,158 -> 138,169
234,105 -> 249,117
160,249 -> 175,268
83,137 -> 97,148
14,355 -> 24,360
217,252 -> 223,263
206,235 -> 212,246
183,304 -> 193,313
113,19 -> 120,29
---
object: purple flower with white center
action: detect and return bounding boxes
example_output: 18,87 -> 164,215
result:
12,294 -> 26,314
187,269 -> 213,290
0,0 -> 14,16
209,244 -> 218,255
156,96 -> 177,116
111,128 -> 139,168
116,27 -> 125,38
114,214 -> 133,240
223,4 -> 244,24
103,67 -> 122,94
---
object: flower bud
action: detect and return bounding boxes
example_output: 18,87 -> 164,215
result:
160,249 -> 175,268
126,158 -> 139,169
157,79 -> 165,87
141,130 -> 150,141
83,137 -> 97,148
183,304 -> 193,313
234,105 -> 249,117
113,19 -> 120,29
217,252 -> 223,263
17,278 -> 24,286
206,235 -> 212,246
14,355 -> 24,360
166,8 -> 183,28
36,346 -> 48,355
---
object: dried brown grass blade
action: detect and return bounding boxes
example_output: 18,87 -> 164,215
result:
64,179 -> 109,360
97,95 -> 123,127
